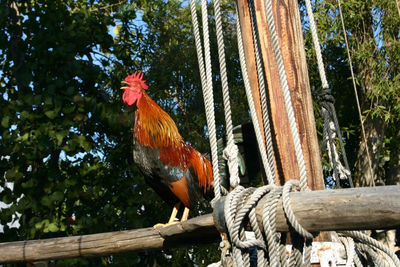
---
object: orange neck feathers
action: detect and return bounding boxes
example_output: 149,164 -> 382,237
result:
134,91 -> 183,149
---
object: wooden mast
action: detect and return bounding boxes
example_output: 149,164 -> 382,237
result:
236,0 -> 324,190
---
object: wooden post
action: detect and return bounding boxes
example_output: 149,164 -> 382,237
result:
237,0 -> 324,189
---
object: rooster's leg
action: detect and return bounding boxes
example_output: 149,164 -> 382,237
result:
153,202 -> 181,228
167,202 -> 181,224
181,207 -> 190,222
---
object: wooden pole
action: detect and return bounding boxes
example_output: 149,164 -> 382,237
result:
1,186 -> 399,263
0,215 -> 219,264
236,0 -> 266,143
237,0 -> 324,189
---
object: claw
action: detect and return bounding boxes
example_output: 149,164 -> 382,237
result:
152,203 -> 182,228
153,221 -> 179,229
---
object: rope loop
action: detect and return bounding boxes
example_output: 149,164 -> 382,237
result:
282,180 -> 316,240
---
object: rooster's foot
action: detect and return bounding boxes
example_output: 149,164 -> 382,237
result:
153,221 -> 180,229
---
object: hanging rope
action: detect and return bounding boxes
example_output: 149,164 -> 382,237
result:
189,0 -> 223,201
190,0 -> 241,204
337,0 -> 375,186
339,231 -> 400,266
236,4 -> 275,186
212,0 -> 240,189
223,182 -> 319,266
320,99 -> 353,187
248,0 -> 277,182
263,0 -> 309,191
303,0 -> 353,187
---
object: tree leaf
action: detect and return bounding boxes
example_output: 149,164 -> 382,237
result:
45,110 -> 58,119
1,116 -> 9,128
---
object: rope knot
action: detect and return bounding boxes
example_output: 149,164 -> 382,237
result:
317,88 -> 335,104
223,143 -> 240,188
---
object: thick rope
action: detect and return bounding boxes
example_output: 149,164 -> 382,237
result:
223,180 -> 321,266
304,0 -> 328,90
304,0 -> 353,187
263,0 -> 308,191
357,242 -> 387,267
248,0 -> 277,182
189,0 -> 222,201
262,187 -> 281,265
236,5 -> 275,186
200,0 -> 223,199
339,236 -> 356,267
212,0 -> 240,189
321,106 -> 352,186
339,231 -> 400,266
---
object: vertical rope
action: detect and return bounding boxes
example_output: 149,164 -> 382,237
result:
305,0 -> 353,187
304,0 -> 328,90
248,0 -> 277,182
213,0 -> 240,188
236,4 -> 275,186
263,0 -> 308,191
337,0 -> 375,186
189,0 -> 222,201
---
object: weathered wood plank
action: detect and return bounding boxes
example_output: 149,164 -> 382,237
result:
0,214 -> 218,263
212,186 -> 400,234
257,185 -> 400,232
236,0 -> 266,144
0,186 -> 399,263
242,0 -> 324,189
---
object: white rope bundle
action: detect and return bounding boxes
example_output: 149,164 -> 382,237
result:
220,180 -> 321,267
190,0 -> 240,202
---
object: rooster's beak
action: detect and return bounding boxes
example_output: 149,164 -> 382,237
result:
121,80 -> 128,90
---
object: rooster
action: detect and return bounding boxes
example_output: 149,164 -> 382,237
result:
121,71 -> 213,227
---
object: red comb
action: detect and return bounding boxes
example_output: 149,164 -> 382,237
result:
124,71 -> 148,90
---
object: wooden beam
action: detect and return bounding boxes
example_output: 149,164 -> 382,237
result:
0,215 -> 219,263
1,186 -> 399,263
213,186 -> 400,233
